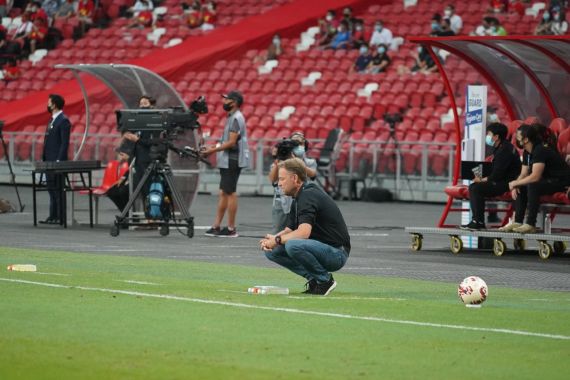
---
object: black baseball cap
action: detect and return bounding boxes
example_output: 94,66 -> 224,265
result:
221,90 -> 243,106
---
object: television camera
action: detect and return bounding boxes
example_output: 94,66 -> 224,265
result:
110,96 -> 209,238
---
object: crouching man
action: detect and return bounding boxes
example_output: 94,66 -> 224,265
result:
259,158 -> 350,296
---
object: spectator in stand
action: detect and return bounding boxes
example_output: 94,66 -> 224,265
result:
473,16 -> 494,36
323,20 -> 350,50
42,0 -> 62,21
535,10 -> 554,34
12,12 -> 34,54
77,0 -> 94,35
435,19 -> 456,36
0,31 -> 21,66
55,0 -> 76,19
366,44 -> 390,74
29,17 -> 48,53
2,58 -> 21,82
350,45 -> 372,73
489,17 -> 508,35
254,34 -> 282,63
27,1 -> 49,25
430,13 -> 442,35
369,20 -> 393,50
341,6 -> 356,32
351,19 -> 367,49
551,10 -> 568,35
443,4 -> 463,34
129,0 -> 154,16
317,10 -> 338,46
187,1 -> 202,28
201,1 -> 217,31
487,0 -> 509,13
398,45 -> 438,75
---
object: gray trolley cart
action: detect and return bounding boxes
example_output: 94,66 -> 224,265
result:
405,227 -> 570,260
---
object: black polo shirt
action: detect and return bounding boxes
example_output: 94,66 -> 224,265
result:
523,144 -> 570,180
488,140 -> 521,183
286,183 -> 351,254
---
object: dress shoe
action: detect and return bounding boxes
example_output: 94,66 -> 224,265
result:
48,219 -> 61,225
39,218 -> 54,224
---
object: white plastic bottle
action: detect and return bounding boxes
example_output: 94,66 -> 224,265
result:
544,213 -> 552,234
7,264 -> 37,272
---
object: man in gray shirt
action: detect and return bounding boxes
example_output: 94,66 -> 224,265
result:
202,90 -> 250,237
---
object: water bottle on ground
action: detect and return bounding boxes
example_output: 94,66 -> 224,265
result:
7,264 -> 37,272
248,286 -> 289,295
544,213 -> 552,234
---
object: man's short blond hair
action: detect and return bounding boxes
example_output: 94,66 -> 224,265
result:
278,158 -> 307,183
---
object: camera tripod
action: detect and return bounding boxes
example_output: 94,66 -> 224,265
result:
0,122 -> 24,212
383,119 -> 415,200
110,158 -> 194,238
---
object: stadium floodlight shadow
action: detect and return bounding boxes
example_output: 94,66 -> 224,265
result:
315,128 -> 344,199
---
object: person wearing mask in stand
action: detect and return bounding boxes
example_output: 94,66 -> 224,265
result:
340,6 -> 355,32
350,44 -> 372,73
435,19 -> 456,36
443,4 -> 463,34
255,34 -> 282,63
351,19 -> 367,49
429,14 -> 442,36
499,124 -> 570,233
369,20 -> 393,50
489,18 -> 508,36
366,44 -> 390,74
535,10 -> 554,35
550,10 -> 568,35
268,132 -> 317,234
323,20 -> 351,50
317,10 -> 339,46
461,123 -> 521,230
473,16 -> 494,36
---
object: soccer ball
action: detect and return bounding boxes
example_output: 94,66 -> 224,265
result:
458,276 -> 488,306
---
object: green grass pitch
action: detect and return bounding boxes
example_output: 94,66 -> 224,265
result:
1,247 -> 569,379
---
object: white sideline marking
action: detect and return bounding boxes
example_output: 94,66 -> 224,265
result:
121,280 -> 161,286
1,277 -> 569,341
287,296 -> 406,301
34,272 -> 71,276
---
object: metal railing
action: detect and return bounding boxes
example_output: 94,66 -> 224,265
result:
0,132 -> 456,201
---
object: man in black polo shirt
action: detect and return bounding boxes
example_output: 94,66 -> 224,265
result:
260,158 -> 350,296
461,122 -> 521,230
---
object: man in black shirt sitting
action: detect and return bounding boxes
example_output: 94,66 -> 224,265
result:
260,158 -> 351,296
462,123 -> 521,230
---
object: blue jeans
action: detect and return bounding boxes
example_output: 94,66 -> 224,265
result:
265,239 -> 348,283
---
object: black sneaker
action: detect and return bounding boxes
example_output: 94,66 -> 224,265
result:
218,227 -> 238,238
204,226 -> 221,236
312,276 -> 337,296
302,279 -> 317,294
460,220 -> 486,230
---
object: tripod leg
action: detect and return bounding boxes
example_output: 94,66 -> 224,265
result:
115,162 -> 155,223
0,133 -> 24,212
162,169 -> 194,238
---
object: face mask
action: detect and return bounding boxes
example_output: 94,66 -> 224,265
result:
485,135 -> 495,147
491,26 -> 497,33
273,37 -> 280,46
543,12 -> 550,20
444,9 -> 452,17
356,25 -> 363,31
417,46 -> 423,53
359,47 -> 368,55
378,47 -> 386,54
554,14 -> 561,21
326,15 -> 333,21
47,105 -> 53,114
489,113 -> 499,122
223,103 -> 233,112
375,25 -> 382,32
293,146 -> 305,157
431,22 -> 440,30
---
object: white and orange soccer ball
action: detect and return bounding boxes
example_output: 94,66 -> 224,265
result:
458,276 -> 488,306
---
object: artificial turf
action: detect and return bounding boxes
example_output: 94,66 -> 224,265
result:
1,247 -> 569,379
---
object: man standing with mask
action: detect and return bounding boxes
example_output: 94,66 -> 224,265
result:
202,90 -> 250,237
40,94 -> 71,224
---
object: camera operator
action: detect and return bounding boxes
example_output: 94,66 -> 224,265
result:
121,95 -> 156,199
201,90 -> 250,237
268,132 -> 317,233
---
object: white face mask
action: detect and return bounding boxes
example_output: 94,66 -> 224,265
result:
444,9 -> 452,17
326,15 -> 333,21
273,37 -> 280,46
359,47 -> 368,55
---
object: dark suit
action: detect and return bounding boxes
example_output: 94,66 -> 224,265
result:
42,112 -> 71,221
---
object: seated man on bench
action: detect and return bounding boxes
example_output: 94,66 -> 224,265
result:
462,122 -> 521,230
500,123 -> 570,234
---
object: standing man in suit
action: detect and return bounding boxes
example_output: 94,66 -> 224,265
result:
40,94 -> 71,224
